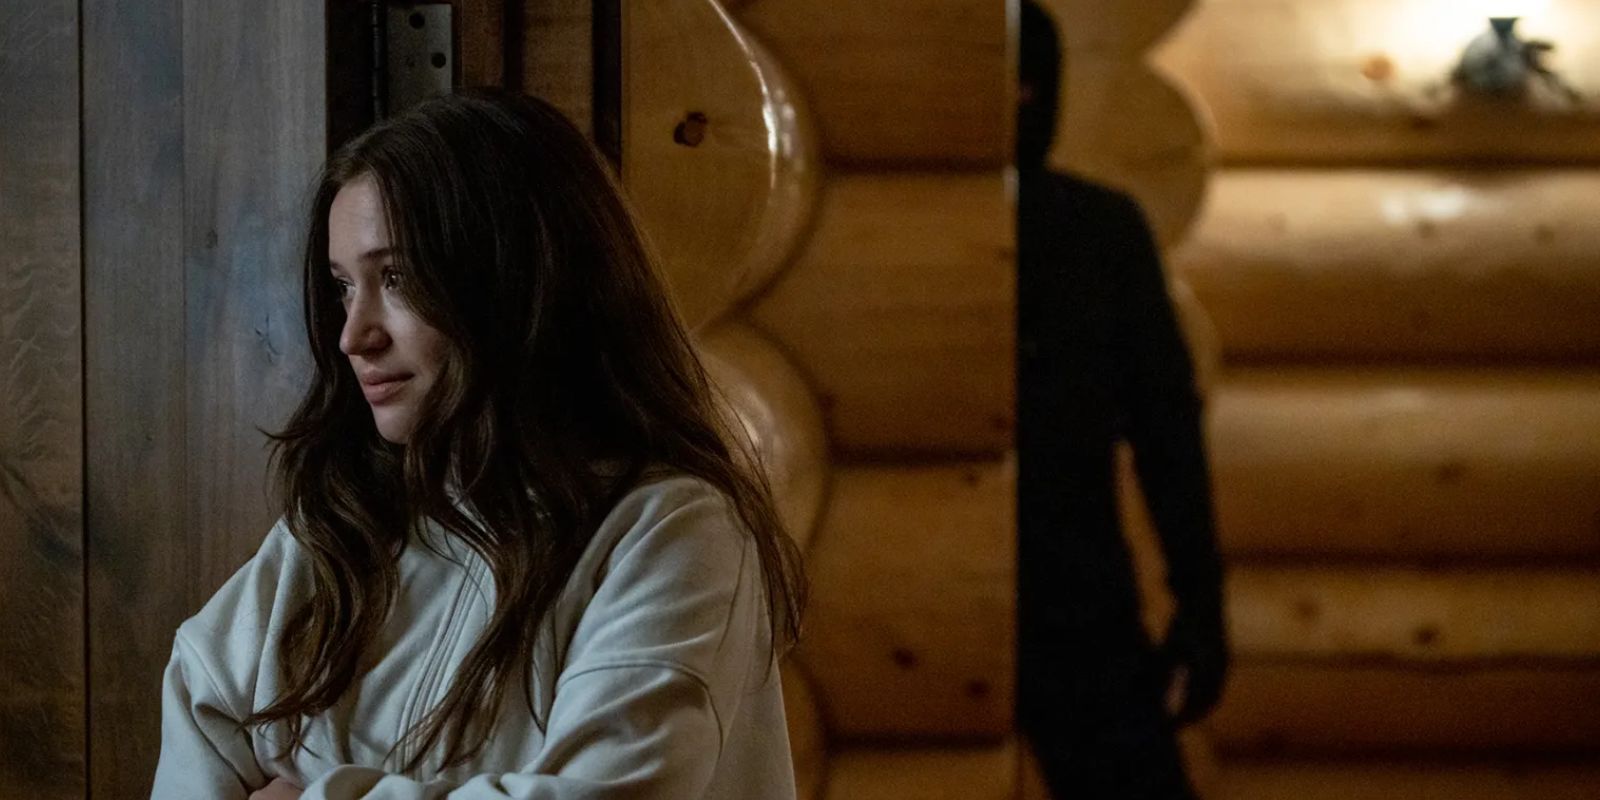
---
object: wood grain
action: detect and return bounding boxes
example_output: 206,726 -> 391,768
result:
1155,0 -> 1600,165
1227,567 -> 1600,662
81,0 -> 188,794
1174,169 -> 1600,362
824,741 -> 1019,800
0,2 -> 85,796
181,0 -> 324,597
520,0 -> 593,136
747,172 -> 1013,458
623,0 -> 819,329
1207,368 -> 1600,560
735,0 -> 1010,167
799,462 -> 1015,742
1216,760 -> 1600,800
1211,663 -> 1600,754
457,0 -> 506,88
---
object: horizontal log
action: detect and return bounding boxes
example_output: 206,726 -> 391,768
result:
1212,663 -> 1600,754
1154,0 -> 1600,165
1051,57 -> 1210,248
825,742 -> 1018,800
1228,567 -> 1600,661
799,462 -> 1014,741
624,0 -> 818,328
1207,368 -> 1600,559
698,323 -> 830,551
748,173 -> 1013,457
1217,760 -> 1600,800
735,0 -> 1009,167
1173,170 -> 1600,361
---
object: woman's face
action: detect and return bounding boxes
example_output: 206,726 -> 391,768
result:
328,176 -> 448,444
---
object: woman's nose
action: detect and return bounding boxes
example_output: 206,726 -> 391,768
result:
338,292 -> 391,356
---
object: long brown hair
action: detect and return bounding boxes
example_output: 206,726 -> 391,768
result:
249,90 -> 806,771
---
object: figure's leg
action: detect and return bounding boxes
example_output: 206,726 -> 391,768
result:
1021,648 -> 1197,800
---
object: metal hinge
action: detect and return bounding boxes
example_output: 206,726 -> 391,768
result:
379,3 -> 454,118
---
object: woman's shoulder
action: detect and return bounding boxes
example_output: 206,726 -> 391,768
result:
617,468 -> 731,508
175,519 -> 310,658
603,468 -> 740,533
171,519 -> 310,712
585,469 -> 749,576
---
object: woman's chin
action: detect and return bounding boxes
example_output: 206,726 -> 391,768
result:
371,410 -> 416,444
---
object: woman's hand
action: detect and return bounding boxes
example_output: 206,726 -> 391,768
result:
249,777 -> 303,800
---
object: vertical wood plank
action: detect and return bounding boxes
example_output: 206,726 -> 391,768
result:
181,0 -> 324,592
82,0 -> 188,795
520,0 -> 593,135
458,0 -> 507,88
0,1 -> 85,797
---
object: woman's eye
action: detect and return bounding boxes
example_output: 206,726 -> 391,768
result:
382,268 -> 403,290
332,277 -> 353,301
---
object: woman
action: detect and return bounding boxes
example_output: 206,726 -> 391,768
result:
152,90 -> 806,799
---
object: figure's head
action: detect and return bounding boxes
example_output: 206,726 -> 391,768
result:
325,174 -> 446,443
268,90 -> 804,772
298,89 -> 686,459
1018,0 -> 1063,169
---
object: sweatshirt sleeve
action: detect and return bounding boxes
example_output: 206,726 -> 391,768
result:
151,522 -> 294,799
300,480 -> 774,800
149,632 -> 264,798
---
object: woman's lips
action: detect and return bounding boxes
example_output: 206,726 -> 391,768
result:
361,375 -> 409,404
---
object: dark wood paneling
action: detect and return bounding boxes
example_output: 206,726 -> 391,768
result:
82,0 -> 188,795
458,0 -> 507,88
0,2 -> 85,798
521,0 -> 592,135
79,2 -> 326,797
180,0 -> 323,595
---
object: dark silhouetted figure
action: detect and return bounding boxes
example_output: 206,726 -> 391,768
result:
1015,3 -> 1228,798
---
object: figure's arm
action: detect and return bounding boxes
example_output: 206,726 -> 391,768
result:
151,527 -> 292,798
1110,196 -> 1228,723
150,633 -> 264,799
300,485 -> 781,799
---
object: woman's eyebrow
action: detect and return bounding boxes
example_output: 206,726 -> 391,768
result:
329,246 -> 395,270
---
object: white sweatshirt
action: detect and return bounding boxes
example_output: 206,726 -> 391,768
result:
151,474 -> 796,799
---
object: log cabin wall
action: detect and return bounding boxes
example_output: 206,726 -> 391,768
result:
615,2 -> 1016,799
1050,0 -> 1600,795
730,4 -> 1017,799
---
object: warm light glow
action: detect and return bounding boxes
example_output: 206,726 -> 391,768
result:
1470,0 -> 1550,19
1364,0 -> 1562,89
